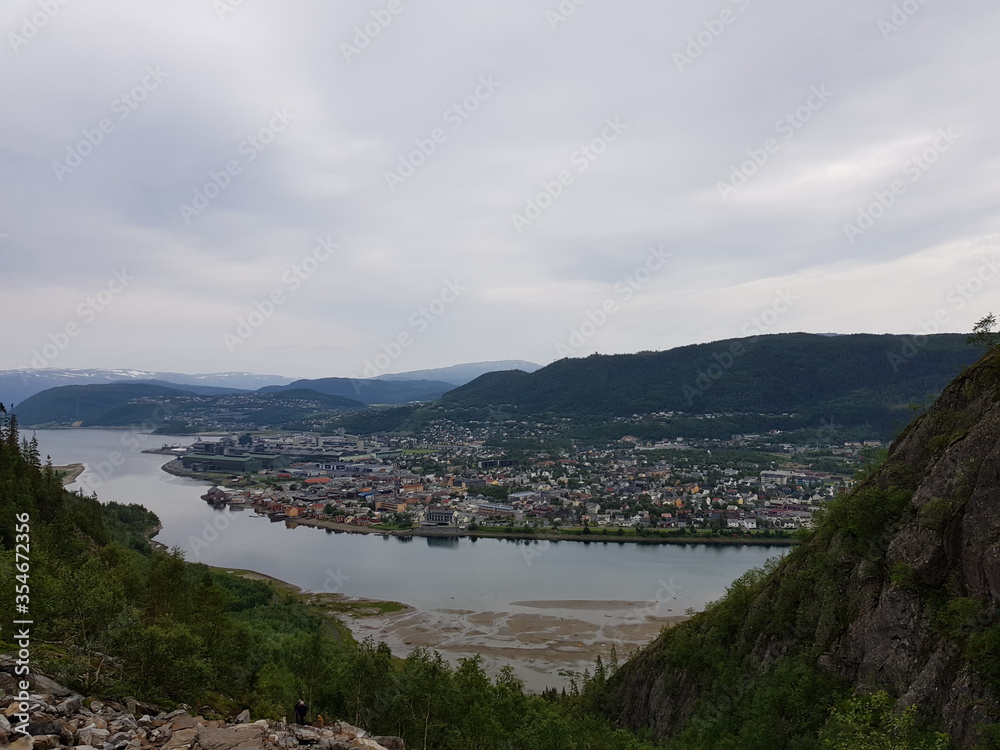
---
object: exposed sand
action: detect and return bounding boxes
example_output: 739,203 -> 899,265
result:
510,599 -> 662,611
54,463 -> 85,485
215,567 -> 688,691
342,600 -> 687,692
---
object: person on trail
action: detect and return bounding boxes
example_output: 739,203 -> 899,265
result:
294,699 -> 308,725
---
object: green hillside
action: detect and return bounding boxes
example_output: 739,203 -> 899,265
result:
262,376 -> 455,404
0,407 -> 658,749
10,383 -> 189,426
602,350 -> 1000,748
434,333 -> 981,438
12,383 -> 365,429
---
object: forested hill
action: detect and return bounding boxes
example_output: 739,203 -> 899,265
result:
436,333 -> 981,436
10,383 -> 364,429
602,349 -> 1000,748
0,407 -> 661,749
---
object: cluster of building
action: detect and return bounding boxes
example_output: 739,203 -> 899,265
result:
173,429 -> 865,534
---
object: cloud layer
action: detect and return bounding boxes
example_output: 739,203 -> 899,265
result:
2,0 -> 998,378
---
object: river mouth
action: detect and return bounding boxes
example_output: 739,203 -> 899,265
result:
341,599 -> 687,692
34,429 -> 784,692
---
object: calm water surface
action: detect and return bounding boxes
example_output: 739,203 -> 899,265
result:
34,429 -> 784,613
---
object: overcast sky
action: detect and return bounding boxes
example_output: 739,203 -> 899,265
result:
2,0 -> 999,379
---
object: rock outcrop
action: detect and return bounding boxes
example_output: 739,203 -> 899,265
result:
0,660 -> 404,750
608,353 -> 1000,746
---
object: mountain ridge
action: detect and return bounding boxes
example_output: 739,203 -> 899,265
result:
605,349 -> 1000,747
433,332 -> 981,438
0,360 -> 540,404
12,383 -> 364,429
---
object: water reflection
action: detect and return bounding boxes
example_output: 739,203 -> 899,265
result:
426,536 -> 460,549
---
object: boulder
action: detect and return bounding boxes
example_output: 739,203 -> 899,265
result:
373,738 -> 405,750
149,725 -> 173,744
235,709 -> 251,724
29,675 -> 71,698
162,726 -> 199,750
195,722 -> 268,750
53,695 -> 83,716
26,719 -> 61,736
351,739 -> 390,750
314,741 -> 353,750
111,712 -> 138,731
169,713 -> 207,730
107,729 -> 133,745
78,724 -> 110,746
290,724 -> 323,743
6,735 -> 34,750
28,735 -> 59,750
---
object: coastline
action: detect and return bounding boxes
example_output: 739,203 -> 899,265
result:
53,462 -> 85,485
162,457 -> 795,548
293,516 -> 797,547
209,565 -> 687,692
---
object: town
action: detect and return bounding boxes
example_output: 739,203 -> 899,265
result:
158,424 -> 882,542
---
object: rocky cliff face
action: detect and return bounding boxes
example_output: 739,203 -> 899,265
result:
608,353 -> 1000,747
0,657 -> 404,750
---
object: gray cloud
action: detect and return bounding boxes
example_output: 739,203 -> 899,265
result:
2,0 -> 998,378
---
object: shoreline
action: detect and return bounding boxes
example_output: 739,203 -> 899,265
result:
293,516 -> 797,546
209,566 -> 688,692
53,462 -> 85,485
162,457 -> 795,548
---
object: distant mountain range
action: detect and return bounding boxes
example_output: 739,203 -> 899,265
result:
377,360 -> 541,385
0,360 -> 541,405
12,383 -> 365,431
259,377 -> 455,404
8,336 -> 982,439
0,369 -> 296,405
429,333 -> 982,439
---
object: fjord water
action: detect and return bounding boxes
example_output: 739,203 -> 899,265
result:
34,429 -> 783,614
